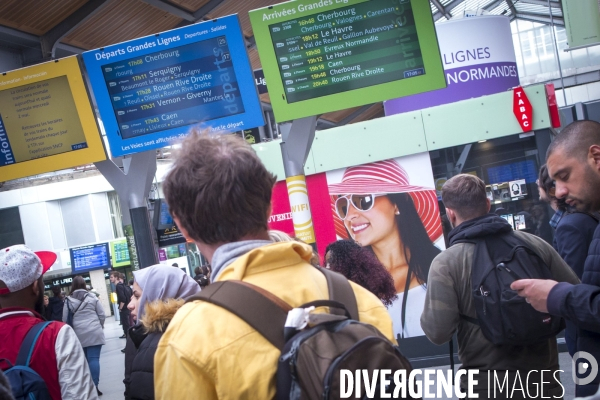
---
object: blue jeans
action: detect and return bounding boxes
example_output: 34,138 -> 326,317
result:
83,345 -> 102,387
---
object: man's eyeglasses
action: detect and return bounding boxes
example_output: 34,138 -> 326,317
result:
335,194 -> 385,220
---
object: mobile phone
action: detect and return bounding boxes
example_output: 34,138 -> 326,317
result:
497,263 -> 521,281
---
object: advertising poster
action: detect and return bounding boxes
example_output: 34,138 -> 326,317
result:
385,15 -> 519,115
326,154 -> 443,338
268,173 -> 336,260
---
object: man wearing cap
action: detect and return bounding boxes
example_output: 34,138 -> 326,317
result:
421,174 -> 579,398
0,245 -> 98,400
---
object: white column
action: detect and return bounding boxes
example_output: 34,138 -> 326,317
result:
89,269 -> 110,316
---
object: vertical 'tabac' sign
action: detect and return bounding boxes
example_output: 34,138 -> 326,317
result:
513,87 -> 533,132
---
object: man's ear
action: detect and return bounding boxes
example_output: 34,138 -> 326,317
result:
446,208 -> 457,227
485,197 -> 491,213
589,144 -> 600,173
173,216 -> 192,241
31,278 -> 41,297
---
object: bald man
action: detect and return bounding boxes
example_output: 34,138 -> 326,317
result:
512,120 -> 600,396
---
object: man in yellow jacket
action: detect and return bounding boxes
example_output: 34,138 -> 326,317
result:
154,130 -> 395,399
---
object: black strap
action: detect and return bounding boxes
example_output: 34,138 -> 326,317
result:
186,281 -> 291,350
15,321 -> 52,366
449,340 -> 454,385
299,300 -> 352,319
68,293 -> 89,315
319,268 -> 359,321
459,313 -> 479,325
399,269 -> 412,339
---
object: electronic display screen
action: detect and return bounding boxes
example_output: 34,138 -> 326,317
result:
0,56 -> 106,181
83,15 -> 264,157
269,0 -> 424,104
500,214 -> 515,230
486,159 -> 537,185
514,214 -> 526,230
0,76 -> 88,165
249,0 -> 445,122
70,243 -> 110,273
110,239 -> 130,268
100,36 -> 244,139
158,201 -> 173,226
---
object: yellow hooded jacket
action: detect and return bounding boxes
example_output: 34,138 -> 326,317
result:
154,242 -> 395,399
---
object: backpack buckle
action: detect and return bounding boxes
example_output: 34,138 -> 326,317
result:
284,306 -> 315,330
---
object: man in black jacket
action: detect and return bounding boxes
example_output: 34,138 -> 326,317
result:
111,271 -> 132,341
513,120 -> 600,396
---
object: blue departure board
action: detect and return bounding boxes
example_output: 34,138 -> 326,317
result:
70,243 -> 110,274
83,15 -> 264,157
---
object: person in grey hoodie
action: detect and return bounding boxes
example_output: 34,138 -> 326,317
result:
62,276 -> 106,396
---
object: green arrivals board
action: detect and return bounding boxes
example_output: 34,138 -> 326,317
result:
250,0 -> 445,122
111,238 -> 131,268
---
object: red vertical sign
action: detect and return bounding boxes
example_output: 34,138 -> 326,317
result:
545,83 -> 561,128
513,86 -> 533,132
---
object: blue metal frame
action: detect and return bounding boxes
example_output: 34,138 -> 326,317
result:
82,14 -> 264,157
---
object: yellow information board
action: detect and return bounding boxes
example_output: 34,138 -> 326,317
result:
0,56 -> 106,181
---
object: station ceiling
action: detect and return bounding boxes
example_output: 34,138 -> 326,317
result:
0,0 -> 563,128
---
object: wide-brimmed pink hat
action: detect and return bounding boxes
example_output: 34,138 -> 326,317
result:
328,159 -> 442,242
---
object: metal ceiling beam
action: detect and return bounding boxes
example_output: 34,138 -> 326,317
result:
41,0 -> 109,59
141,0 -> 195,21
483,0 -> 506,11
518,0 -> 561,7
506,0 -> 518,15
432,0 -> 464,21
430,0 -> 452,20
514,13 -> 564,25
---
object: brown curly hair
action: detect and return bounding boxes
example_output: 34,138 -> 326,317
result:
325,240 -> 397,306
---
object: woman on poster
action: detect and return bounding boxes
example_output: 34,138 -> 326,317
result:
328,159 -> 443,338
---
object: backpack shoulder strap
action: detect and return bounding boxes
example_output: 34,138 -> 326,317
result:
15,321 -> 53,367
71,293 -> 89,314
186,281 -> 292,350
319,268 -> 359,321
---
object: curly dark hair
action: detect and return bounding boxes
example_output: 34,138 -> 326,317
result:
325,240 -> 397,306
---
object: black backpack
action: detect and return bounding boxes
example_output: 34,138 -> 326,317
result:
65,293 -> 88,327
456,231 -> 564,346
1,321 -> 53,400
187,268 -> 416,399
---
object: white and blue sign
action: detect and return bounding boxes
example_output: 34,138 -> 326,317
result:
70,243 -> 110,273
83,15 -> 264,157
0,114 -> 15,166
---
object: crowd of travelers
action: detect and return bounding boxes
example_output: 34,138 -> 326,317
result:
0,119 -> 600,399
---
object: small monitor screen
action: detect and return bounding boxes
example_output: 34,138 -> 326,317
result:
70,243 -> 110,274
500,214 -> 515,230
159,201 -> 173,226
514,214 -> 527,230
